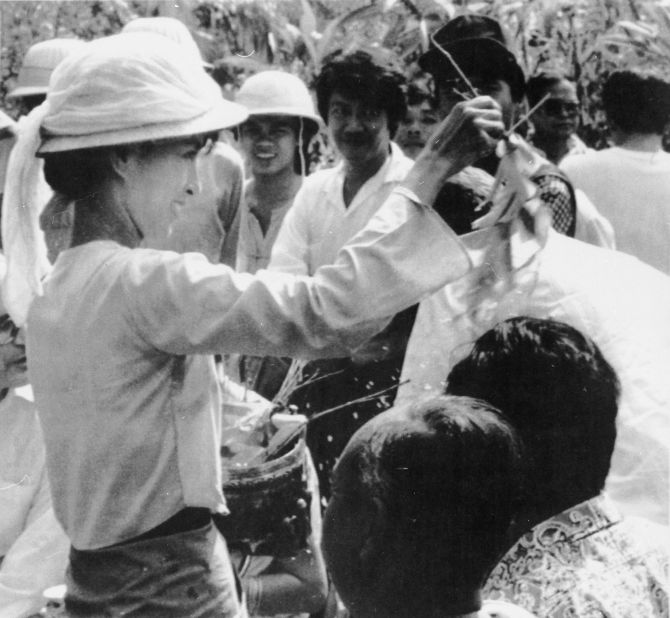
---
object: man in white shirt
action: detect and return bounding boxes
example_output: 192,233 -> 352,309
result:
561,69 -> 670,274
268,49 -> 416,500
269,49 -> 413,274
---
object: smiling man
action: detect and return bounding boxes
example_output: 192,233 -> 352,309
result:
235,70 -> 320,275
268,49 -> 416,500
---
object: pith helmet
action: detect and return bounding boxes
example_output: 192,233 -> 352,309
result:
236,71 -> 321,133
8,38 -> 86,99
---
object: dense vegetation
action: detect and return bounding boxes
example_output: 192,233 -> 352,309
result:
3,0 -> 670,147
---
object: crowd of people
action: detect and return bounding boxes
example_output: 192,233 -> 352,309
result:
0,10 -> 668,618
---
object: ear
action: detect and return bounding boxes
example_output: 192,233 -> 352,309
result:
358,496 -> 391,576
109,146 -> 137,182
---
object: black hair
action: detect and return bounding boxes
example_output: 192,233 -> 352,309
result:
406,80 -> 436,108
432,166 -> 494,235
526,70 -> 571,107
351,395 -> 525,614
446,317 -> 620,512
42,147 -> 115,202
315,49 -> 407,138
602,69 -> 670,135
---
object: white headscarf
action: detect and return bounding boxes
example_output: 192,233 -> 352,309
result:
1,32 -> 247,325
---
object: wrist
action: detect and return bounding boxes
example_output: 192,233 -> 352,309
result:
402,156 -> 459,206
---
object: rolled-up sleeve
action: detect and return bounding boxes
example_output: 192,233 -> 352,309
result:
125,189 -> 471,359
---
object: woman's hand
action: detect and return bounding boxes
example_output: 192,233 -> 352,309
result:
403,96 -> 504,206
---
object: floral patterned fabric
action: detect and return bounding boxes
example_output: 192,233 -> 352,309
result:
484,495 -> 669,617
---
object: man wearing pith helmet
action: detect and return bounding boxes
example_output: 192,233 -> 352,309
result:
231,69 -> 321,400
7,38 -> 86,116
235,70 -> 320,274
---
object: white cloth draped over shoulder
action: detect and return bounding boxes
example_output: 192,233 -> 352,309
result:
398,230 -> 670,525
1,105 -> 52,326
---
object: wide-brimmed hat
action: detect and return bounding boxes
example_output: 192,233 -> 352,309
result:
419,14 -> 525,101
7,38 -> 86,99
121,17 -> 213,70
36,32 -> 247,154
235,71 -> 322,134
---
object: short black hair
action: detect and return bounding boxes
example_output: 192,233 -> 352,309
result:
602,69 -> 670,135
526,70 -> 571,107
315,49 -> 407,138
446,317 -> 620,512
351,395 -> 525,614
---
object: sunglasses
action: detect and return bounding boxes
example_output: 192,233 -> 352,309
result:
0,314 -> 21,346
542,99 -> 579,117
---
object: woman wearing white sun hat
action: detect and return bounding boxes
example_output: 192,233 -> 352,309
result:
120,17 -> 245,265
2,29 -> 503,618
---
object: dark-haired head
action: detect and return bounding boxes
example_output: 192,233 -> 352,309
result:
315,49 -> 407,138
603,69 -> 670,135
526,70 -> 572,107
322,395 -> 525,618
446,317 -> 620,520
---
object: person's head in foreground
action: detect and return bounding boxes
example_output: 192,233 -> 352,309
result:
322,395 -> 527,618
35,32 -> 247,251
315,48 -> 407,172
602,68 -> 670,143
526,71 -> 580,143
7,38 -> 86,115
446,317 -> 620,529
236,70 -> 320,177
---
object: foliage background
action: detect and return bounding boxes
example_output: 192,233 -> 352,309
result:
2,0 -> 670,147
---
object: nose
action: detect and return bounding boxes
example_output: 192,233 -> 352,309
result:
406,122 -> 422,137
343,112 -> 366,133
185,159 -> 201,197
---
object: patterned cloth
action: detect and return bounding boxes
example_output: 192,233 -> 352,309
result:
484,495 -> 669,617
533,172 -> 575,236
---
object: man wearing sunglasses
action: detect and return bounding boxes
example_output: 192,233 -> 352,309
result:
526,71 -> 592,166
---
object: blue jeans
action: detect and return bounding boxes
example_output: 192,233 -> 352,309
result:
65,521 -> 246,617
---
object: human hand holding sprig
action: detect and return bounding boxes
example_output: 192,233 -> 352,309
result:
403,96 -> 504,206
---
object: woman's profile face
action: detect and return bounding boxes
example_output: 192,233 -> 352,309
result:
122,137 -> 205,248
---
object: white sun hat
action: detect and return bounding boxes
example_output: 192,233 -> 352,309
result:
7,38 -> 86,99
2,32 -> 248,326
235,70 -> 321,132
121,16 -> 213,69
37,32 -> 247,154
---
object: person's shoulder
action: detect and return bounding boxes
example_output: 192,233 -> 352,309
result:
481,599 -> 537,618
560,148 -> 607,173
293,165 -> 341,203
546,233 -> 670,296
